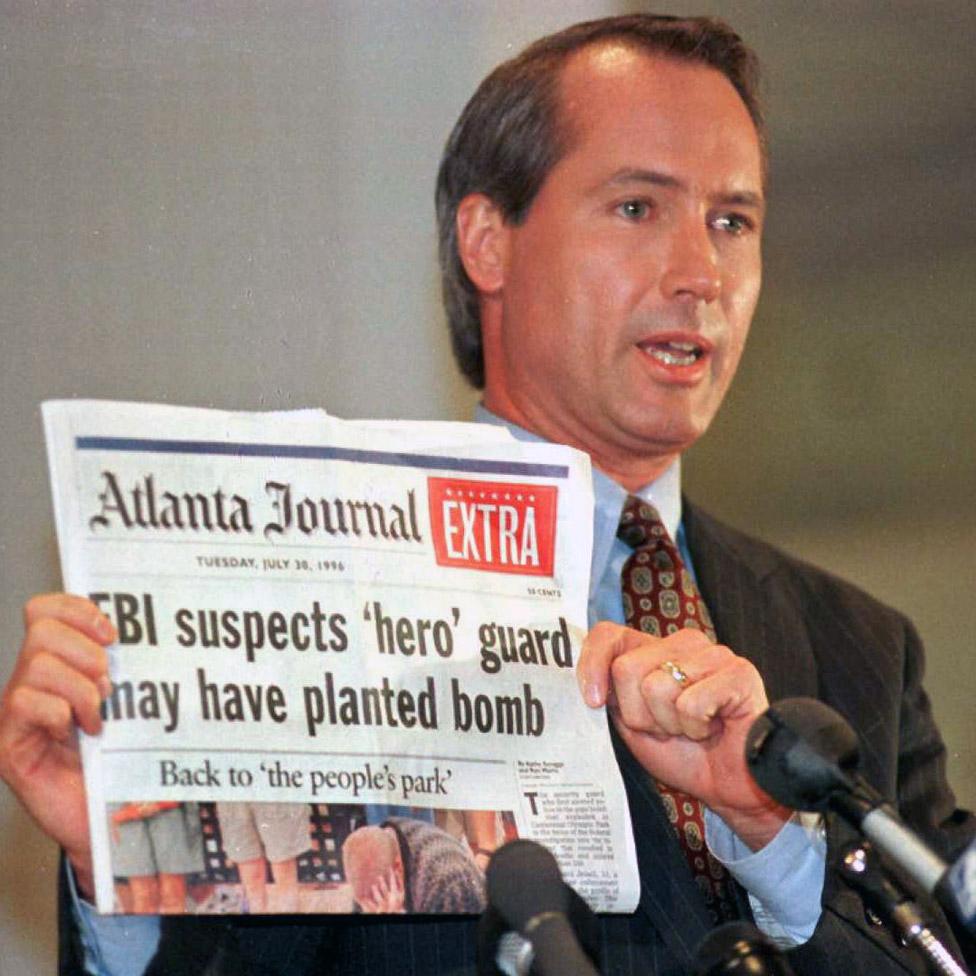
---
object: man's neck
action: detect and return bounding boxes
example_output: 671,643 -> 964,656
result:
478,395 -> 679,491
587,453 -> 679,494
474,403 -> 678,494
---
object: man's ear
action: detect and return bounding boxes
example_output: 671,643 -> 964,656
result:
455,193 -> 510,295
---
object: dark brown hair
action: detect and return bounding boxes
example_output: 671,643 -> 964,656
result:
435,14 -> 765,388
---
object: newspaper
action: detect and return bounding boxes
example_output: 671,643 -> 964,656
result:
43,400 -> 639,916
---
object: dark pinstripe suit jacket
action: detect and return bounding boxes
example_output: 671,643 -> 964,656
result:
60,501 -> 975,975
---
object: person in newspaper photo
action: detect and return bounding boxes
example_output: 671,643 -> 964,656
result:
436,808 -> 505,873
215,801 -> 312,915
0,11 -> 974,976
107,801 -> 204,914
342,816 -> 487,915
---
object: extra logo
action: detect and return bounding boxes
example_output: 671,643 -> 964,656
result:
427,478 -> 557,576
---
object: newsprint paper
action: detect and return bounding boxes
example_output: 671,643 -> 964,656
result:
43,400 -> 639,916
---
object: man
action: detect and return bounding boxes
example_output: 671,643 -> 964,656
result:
342,818 -> 486,915
0,13 -> 972,976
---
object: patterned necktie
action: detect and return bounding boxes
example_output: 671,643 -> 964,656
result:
617,494 -> 736,922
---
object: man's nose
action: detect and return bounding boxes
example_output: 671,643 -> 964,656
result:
660,220 -> 721,304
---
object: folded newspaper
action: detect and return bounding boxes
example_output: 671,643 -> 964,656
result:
43,400 -> 639,916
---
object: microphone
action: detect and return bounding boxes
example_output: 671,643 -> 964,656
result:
936,836 -> 976,936
744,698 -> 948,895
694,921 -> 795,975
477,840 -> 600,976
836,840 -> 968,976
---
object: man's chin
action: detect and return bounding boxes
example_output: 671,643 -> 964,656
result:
612,409 -> 710,459
624,391 -> 725,452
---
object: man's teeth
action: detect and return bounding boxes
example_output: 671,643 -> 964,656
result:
648,341 -> 701,367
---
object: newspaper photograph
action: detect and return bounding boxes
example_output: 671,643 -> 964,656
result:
42,399 -> 639,916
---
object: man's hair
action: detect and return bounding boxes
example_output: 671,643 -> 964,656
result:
435,14 -> 764,388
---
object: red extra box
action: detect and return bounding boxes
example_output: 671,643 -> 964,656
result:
427,477 -> 558,577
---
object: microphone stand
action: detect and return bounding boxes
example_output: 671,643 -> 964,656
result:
836,840 -> 969,976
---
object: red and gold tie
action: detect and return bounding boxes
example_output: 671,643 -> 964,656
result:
617,494 -> 736,921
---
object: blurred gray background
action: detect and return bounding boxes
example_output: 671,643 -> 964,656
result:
1,2 -> 973,971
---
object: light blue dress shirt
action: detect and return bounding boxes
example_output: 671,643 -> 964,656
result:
73,410 -> 824,974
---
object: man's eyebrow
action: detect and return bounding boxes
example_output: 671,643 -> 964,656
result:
718,189 -> 765,213
605,168 -> 765,212
606,168 -> 683,190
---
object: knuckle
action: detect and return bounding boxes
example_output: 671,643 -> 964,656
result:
672,626 -> 709,647
729,655 -> 758,681
25,615 -> 61,650
641,667 -> 671,694
49,692 -> 73,724
45,698 -> 75,741
680,693 -> 712,722
93,645 -> 109,673
2,684 -> 24,717
588,620 -> 621,644
4,683 -> 36,722
697,642 -> 734,671
19,652 -> 54,690
610,652 -> 640,685
23,593 -> 54,626
637,669 -> 656,695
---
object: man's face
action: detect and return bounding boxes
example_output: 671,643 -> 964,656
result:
479,46 -> 764,486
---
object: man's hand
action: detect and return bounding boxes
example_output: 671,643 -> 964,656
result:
578,622 -> 789,850
0,594 -> 115,897
357,868 -> 406,914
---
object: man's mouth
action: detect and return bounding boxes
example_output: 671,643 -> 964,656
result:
643,339 -> 705,368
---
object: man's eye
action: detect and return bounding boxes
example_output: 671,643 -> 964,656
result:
712,213 -> 754,235
617,200 -> 650,220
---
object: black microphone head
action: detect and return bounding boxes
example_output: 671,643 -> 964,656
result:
695,921 -> 793,975
478,845 -> 602,976
745,697 -> 859,811
486,840 -> 569,931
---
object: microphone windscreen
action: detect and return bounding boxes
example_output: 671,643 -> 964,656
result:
695,921 -> 793,975
486,840 -> 568,929
745,697 -> 859,811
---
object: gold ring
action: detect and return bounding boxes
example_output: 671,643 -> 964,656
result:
660,660 -> 689,687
